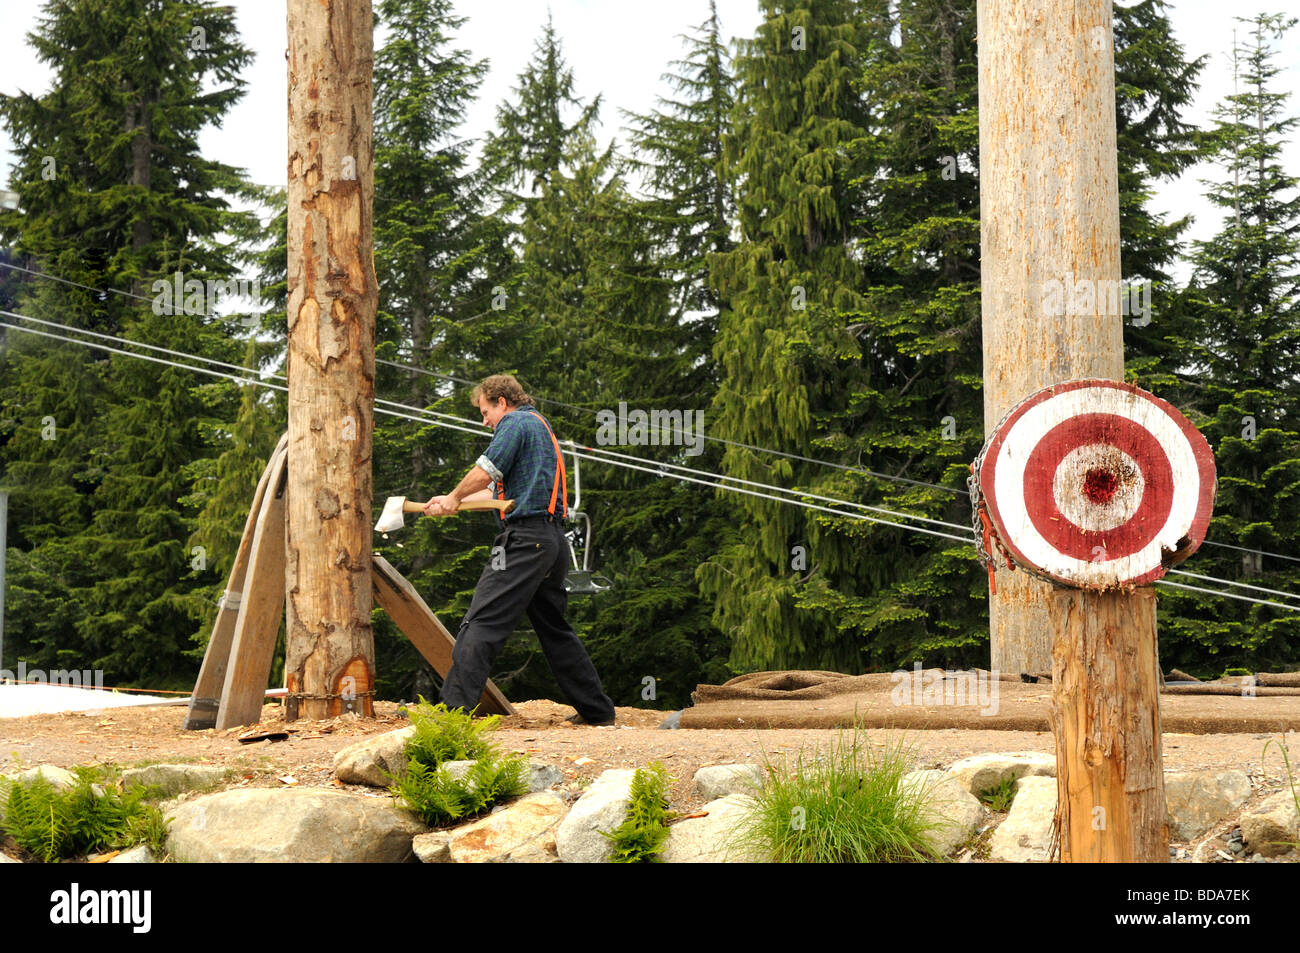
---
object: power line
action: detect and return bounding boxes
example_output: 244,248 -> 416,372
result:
1166,569 -> 1300,604
0,311 -> 972,540
0,308 -> 973,537
382,357 -> 968,496
3,311 -> 1297,613
0,260 -> 969,497
16,256 -> 1300,571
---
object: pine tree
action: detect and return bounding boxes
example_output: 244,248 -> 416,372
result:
785,0 -> 985,670
0,0 -> 256,686
1115,0 -> 1210,396
368,0 -> 508,700
1156,14 -> 1300,674
699,0 -> 878,672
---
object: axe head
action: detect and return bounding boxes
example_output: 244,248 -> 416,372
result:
375,496 -> 408,534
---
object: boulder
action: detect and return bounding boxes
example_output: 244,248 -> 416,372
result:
166,788 -> 426,862
10,765 -> 78,791
441,760 -> 476,783
901,769 -> 987,858
694,764 -> 763,800
1240,790 -> 1300,859
947,752 -> 1055,797
332,726 -> 416,787
413,831 -> 453,864
447,793 -> 569,863
0,853 -> 19,864
658,710 -> 683,730
989,776 -> 1057,862
661,794 -> 765,863
529,762 -> 564,792
555,769 -> 635,863
107,845 -> 155,864
1164,771 -> 1253,841
120,764 -> 229,798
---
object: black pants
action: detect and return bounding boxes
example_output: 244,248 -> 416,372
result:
440,515 -> 615,722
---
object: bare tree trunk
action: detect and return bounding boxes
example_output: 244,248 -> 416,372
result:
1050,588 -> 1169,861
284,0 -> 377,721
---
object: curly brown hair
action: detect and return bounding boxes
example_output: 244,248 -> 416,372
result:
470,373 -> 532,409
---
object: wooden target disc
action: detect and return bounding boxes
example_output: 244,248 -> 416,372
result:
973,379 -> 1216,588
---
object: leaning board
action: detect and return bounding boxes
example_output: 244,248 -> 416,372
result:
372,555 -> 514,716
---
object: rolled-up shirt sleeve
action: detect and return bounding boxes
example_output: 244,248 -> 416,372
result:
479,413 -> 522,483
476,453 -> 503,483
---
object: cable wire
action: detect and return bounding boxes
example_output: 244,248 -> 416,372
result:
4,311 -> 1299,613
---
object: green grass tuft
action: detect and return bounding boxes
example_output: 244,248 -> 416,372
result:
977,775 -> 1018,812
728,727 -> 947,863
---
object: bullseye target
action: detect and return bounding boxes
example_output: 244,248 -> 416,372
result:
972,380 -> 1216,588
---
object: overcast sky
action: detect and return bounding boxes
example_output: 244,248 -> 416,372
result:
1,0 -> 1297,284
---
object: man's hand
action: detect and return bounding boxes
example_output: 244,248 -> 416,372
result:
423,495 -> 460,517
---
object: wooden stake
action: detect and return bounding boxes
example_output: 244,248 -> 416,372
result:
1049,588 -> 1168,861
284,0 -> 378,721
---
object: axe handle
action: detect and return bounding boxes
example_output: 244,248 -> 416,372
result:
403,498 -> 516,514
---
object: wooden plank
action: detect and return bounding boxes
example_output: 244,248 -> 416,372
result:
371,554 -> 513,716
216,447 -> 290,730
184,433 -> 288,730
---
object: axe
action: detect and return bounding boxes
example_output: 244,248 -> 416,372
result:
375,496 -> 516,533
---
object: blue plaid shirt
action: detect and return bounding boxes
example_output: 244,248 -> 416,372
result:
476,405 -> 567,522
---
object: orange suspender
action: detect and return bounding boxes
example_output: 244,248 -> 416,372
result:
496,409 -> 567,521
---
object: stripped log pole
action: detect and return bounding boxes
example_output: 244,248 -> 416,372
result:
977,0 -> 1170,861
284,0 -> 377,720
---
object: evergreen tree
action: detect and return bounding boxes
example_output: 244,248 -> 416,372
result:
0,0 -> 256,686
1157,14 -> 1300,674
790,0 -> 985,671
699,0 -> 878,672
1115,0 -> 1210,396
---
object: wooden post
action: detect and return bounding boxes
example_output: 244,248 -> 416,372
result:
978,0 -> 1167,859
977,0 -> 1126,676
284,0 -> 378,721
1050,588 -> 1167,860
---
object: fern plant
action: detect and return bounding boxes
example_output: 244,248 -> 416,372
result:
390,698 -> 529,826
403,699 -> 499,766
601,762 -> 677,863
0,768 -> 171,862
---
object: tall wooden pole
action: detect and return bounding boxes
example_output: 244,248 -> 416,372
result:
978,0 -> 1167,859
284,0 -> 377,721
979,0 -> 1124,676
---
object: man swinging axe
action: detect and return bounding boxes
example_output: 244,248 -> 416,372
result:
424,374 -> 617,726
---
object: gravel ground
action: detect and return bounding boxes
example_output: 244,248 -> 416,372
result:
3,698 -> 1297,819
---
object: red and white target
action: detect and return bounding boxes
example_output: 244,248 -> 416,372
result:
974,380 -> 1215,588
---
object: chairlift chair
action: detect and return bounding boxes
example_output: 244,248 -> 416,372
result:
563,442 -> 612,596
